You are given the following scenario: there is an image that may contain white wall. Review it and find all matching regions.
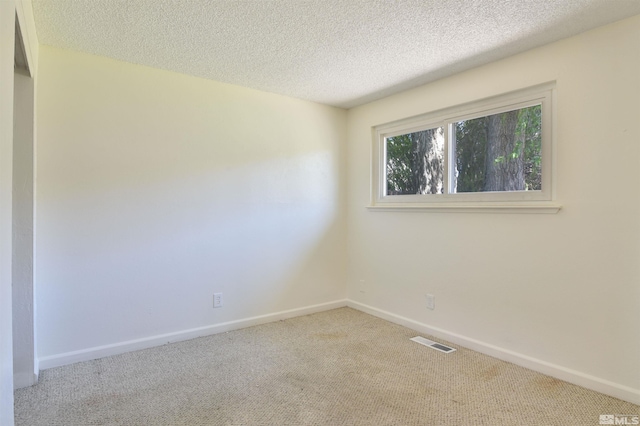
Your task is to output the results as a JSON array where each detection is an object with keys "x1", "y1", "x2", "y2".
[
  {"x1": 35, "y1": 46, "x2": 347, "y2": 364},
  {"x1": 13, "y1": 71, "x2": 36, "y2": 389},
  {"x1": 13, "y1": 2, "x2": 39, "y2": 391},
  {"x1": 347, "y1": 15, "x2": 640, "y2": 403},
  {"x1": 2, "y1": 1, "x2": 38, "y2": 423},
  {"x1": 0, "y1": 3, "x2": 17, "y2": 423}
]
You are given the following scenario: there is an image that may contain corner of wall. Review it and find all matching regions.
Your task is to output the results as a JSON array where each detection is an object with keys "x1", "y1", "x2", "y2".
[{"x1": 15, "y1": 0, "x2": 39, "y2": 76}]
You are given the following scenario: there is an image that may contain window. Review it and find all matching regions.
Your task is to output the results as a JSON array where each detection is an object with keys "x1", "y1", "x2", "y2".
[{"x1": 371, "y1": 83, "x2": 559, "y2": 212}]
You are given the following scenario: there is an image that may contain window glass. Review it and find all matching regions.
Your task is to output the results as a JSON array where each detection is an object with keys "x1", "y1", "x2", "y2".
[
  {"x1": 452, "y1": 104, "x2": 541, "y2": 193},
  {"x1": 386, "y1": 127, "x2": 444, "y2": 195}
]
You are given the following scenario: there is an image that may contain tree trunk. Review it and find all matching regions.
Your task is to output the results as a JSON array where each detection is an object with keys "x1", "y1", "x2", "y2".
[
  {"x1": 484, "y1": 111, "x2": 524, "y2": 191},
  {"x1": 411, "y1": 129, "x2": 443, "y2": 194}
]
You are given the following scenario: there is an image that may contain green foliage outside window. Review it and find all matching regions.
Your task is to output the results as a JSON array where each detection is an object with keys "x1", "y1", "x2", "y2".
[{"x1": 385, "y1": 105, "x2": 541, "y2": 195}]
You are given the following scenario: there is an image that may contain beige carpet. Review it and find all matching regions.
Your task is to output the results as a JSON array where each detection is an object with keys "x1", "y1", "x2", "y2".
[{"x1": 14, "y1": 308, "x2": 639, "y2": 425}]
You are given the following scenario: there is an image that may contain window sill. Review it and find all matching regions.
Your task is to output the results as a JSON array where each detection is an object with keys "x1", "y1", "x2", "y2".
[{"x1": 366, "y1": 203, "x2": 562, "y2": 214}]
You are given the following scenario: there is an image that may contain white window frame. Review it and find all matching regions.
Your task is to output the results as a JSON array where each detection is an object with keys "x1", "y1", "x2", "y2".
[{"x1": 370, "y1": 82, "x2": 560, "y2": 213}]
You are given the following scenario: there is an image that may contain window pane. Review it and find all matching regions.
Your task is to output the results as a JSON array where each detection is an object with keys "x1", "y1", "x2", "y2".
[
  {"x1": 386, "y1": 127, "x2": 444, "y2": 195},
  {"x1": 453, "y1": 104, "x2": 542, "y2": 193}
]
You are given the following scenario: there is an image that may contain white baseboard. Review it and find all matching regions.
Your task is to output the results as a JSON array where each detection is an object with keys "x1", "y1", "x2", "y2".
[
  {"x1": 38, "y1": 299, "x2": 348, "y2": 370},
  {"x1": 347, "y1": 300, "x2": 640, "y2": 406},
  {"x1": 13, "y1": 372, "x2": 38, "y2": 390},
  {"x1": 13, "y1": 358, "x2": 39, "y2": 389}
]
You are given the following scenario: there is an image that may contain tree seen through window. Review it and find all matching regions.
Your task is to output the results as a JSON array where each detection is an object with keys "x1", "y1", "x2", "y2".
[{"x1": 385, "y1": 105, "x2": 542, "y2": 195}]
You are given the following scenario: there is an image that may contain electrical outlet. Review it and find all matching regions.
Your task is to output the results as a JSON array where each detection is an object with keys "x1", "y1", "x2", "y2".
[
  {"x1": 359, "y1": 279, "x2": 366, "y2": 293},
  {"x1": 426, "y1": 294, "x2": 435, "y2": 310},
  {"x1": 213, "y1": 292, "x2": 223, "y2": 308}
]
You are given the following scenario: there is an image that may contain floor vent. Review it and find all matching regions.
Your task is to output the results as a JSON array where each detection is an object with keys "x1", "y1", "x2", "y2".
[{"x1": 410, "y1": 336, "x2": 456, "y2": 353}]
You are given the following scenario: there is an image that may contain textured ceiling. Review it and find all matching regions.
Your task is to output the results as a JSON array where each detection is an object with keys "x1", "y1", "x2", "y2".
[{"x1": 32, "y1": 0, "x2": 640, "y2": 108}]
